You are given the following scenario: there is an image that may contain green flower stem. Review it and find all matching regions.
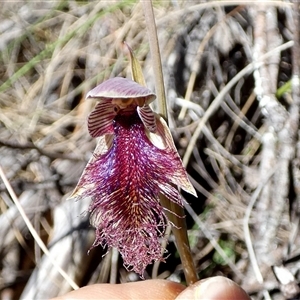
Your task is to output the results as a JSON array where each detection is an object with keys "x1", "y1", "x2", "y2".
[
  {"x1": 141, "y1": 0, "x2": 198, "y2": 285},
  {"x1": 141, "y1": 0, "x2": 167, "y2": 120},
  {"x1": 159, "y1": 197, "x2": 198, "y2": 285}
]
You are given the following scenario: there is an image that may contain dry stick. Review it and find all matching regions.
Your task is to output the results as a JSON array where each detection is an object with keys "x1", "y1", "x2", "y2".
[
  {"x1": 209, "y1": 81, "x2": 261, "y2": 141},
  {"x1": 157, "y1": 1, "x2": 291, "y2": 27},
  {"x1": 243, "y1": 169, "x2": 274, "y2": 300},
  {"x1": 251, "y1": 6, "x2": 281, "y2": 249},
  {"x1": 109, "y1": 247, "x2": 119, "y2": 284},
  {"x1": 0, "y1": 139, "x2": 82, "y2": 161},
  {"x1": 0, "y1": 165, "x2": 79, "y2": 291},
  {"x1": 141, "y1": 0, "x2": 198, "y2": 285},
  {"x1": 182, "y1": 40, "x2": 294, "y2": 167},
  {"x1": 176, "y1": 97, "x2": 251, "y2": 169},
  {"x1": 225, "y1": 91, "x2": 257, "y2": 150},
  {"x1": 290, "y1": 0, "x2": 300, "y2": 259},
  {"x1": 253, "y1": 4, "x2": 300, "y2": 285},
  {"x1": 292, "y1": 2, "x2": 300, "y2": 97},
  {"x1": 152, "y1": 224, "x2": 172, "y2": 278},
  {"x1": 184, "y1": 201, "x2": 245, "y2": 280},
  {"x1": 178, "y1": 5, "x2": 244, "y2": 120}
]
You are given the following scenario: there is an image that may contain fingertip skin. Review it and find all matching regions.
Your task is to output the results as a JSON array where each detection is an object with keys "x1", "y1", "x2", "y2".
[
  {"x1": 52, "y1": 279, "x2": 186, "y2": 300},
  {"x1": 51, "y1": 277, "x2": 250, "y2": 300},
  {"x1": 176, "y1": 276, "x2": 250, "y2": 300}
]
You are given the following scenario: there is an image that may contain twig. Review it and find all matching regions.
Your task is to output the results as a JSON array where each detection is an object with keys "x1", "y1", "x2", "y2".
[
  {"x1": 184, "y1": 200, "x2": 245, "y2": 280},
  {"x1": 182, "y1": 40, "x2": 294, "y2": 167},
  {"x1": 292, "y1": 1, "x2": 300, "y2": 94},
  {"x1": 178, "y1": 5, "x2": 244, "y2": 120},
  {"x1": 0, "y1": 139, "x2": 82, "y2": 161},
  {"x1": 243, "y1": 169, "x2": 274, "y2": 300},
  {"x1": 0, "y1": 165, "x2": 79, "y2": 291},
  {"x1": 110, "y1": 248, "x2": 119, "y2": 284},
  {"x1": 176, "y1": 97, "x2": 248, "y2": 169},
  {"x1": 0, "y1": 0, "x2": 134, "y2": 93},
  {"x1": 157, "y1": 1, "x2": 291, "y2": 27},
  {"x1": 152, "y1": 224, "x2": 172, "y2": 278}
]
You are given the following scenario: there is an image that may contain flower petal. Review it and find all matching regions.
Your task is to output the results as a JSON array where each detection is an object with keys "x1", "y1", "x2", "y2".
[
  {"x1": 124, "y1": 42, "x2": 147, "y2": 87},
  {"x1": 86, "y1": 77, "x2": 156, "y2": 105},
  {"x1": 137, "y1": 104, "x2": 156, "y2": 133},
  {"x1": 74, "y1": 112, "x2": 191, "y2": 275},
  {"x1": 87, "y1": 101, "x2": 116, "y2": 137},
  {"x1": 152, "y1": 115, "x2": 197, "y2": 197},
  {"x1": 69, "y1": 134, "x2": 114, "y2": 200},
  {"x1": 90, "y1": 209, "x2": 166, "y2": 276}
]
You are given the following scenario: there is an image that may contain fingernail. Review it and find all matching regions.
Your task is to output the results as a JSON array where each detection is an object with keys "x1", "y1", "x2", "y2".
[
  {"x1": 176, "y1": 276, "x2": 250, "y2": 300},
  {"x1": 196, "y1": 276, "x2": 229, "y2": 297}
]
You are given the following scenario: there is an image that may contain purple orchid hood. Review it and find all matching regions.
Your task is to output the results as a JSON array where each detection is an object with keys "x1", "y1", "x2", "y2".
[{"x1": 71, "y1": 77, "x2": 196, "y2": 276}]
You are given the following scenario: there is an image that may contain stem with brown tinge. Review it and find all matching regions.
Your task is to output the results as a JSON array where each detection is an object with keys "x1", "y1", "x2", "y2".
[{"x1": 141, "y1": 0, "x2": 198, "y2": 285}]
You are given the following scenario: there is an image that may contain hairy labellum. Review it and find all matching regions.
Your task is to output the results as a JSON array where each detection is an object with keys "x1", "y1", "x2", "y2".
[{"x1": 71, "y1": 77, "x2": 196, "y2": 276}]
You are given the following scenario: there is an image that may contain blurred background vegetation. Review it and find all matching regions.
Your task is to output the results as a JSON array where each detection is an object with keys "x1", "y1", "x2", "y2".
[{"x1": 0, "y1": 1, "x2": 299, "y2": 299}]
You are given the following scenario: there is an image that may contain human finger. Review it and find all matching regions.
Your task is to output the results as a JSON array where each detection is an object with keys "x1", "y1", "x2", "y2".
[
  {"x1": 176, "y1": 276, "x2": 250, "y2": 300},
  {"x1": 52, "y1": 279, "x2": 185, "y2": 300}
]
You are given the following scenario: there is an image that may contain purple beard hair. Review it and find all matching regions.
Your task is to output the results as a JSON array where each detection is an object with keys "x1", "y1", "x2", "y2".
[{"x1": 80, "y1": 111, "x2": 184, "y2": 275}]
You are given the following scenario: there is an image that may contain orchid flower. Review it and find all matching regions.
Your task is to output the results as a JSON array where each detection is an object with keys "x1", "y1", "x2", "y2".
[{"x1": 71, "y1": 49, "x2": 196, "y2": 276}]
